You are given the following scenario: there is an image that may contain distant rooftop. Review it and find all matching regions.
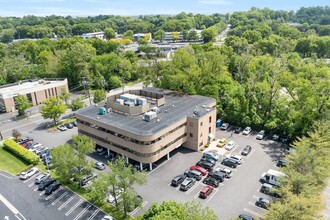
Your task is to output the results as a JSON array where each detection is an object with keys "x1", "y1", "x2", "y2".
[
  {"x1": 76, "y1": 87, "x2": 216, "y2": 136},
  {"x1": 0, "y1": 78, "x2": 67, "y2": 99}
]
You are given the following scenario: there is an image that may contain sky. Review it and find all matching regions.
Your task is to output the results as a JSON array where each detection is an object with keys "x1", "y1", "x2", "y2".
[{"x1": 0, "y1": 0, "x2": 328, "y2": 17}]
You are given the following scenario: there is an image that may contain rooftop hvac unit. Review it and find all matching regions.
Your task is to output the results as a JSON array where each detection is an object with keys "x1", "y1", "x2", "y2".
[
  {"x1": 144, "y1": 111, "x2": 157, "y2": 122},
  {"x1": 151, "y1": 107, "x2": 160, "y2": 113},
  {"x1": 137, "y1": 97, "x2": 147, "y2": 106},
  {"x1": 116, "y1": 99, "x2": 124, "y2": 105},
  {"x1": 99, "y1": 107, "x2": 106, "y2": 115}
]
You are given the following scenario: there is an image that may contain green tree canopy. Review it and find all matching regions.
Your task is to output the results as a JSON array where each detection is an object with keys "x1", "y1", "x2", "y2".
[
  {"x1": 15, "y1": 94, "x2": 31, "y2": 116},
  {"x1": 40, "y1": 97, "x2": 67, "y2": 125}
]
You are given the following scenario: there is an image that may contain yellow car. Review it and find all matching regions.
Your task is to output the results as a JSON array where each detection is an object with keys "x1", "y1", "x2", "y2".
[{"x1": 217, "y1": 138, "x2": 227, "y2": 147}]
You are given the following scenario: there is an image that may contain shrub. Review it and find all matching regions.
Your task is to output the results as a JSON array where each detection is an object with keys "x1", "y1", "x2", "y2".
[
  {"x1": 204, "y1": 143, "x2": 209, "y2": 148},
  {"x1": 3, "y1": 139, "x2": 39, "y2": 165}
]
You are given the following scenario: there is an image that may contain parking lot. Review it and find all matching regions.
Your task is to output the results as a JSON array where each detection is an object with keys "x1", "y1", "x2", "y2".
[
  {"x1": 0, "y1": 170, "x2": 107, "y2": 220},
  {"x1": 134, "y1": 125, "x2": 286, "y2": 219}
]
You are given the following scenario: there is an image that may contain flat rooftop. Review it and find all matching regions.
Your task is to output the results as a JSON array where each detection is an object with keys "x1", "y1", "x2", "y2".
[
  {"x1": 76, "y1": 88, "x2": 216, "y2": 136},
  {"x1": 0, "y1": 79, "x2": 67, "y2": 99}
]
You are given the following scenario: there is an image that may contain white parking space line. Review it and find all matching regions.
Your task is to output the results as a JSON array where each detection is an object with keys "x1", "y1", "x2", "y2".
[
  {"x1": 205, "y1": 188, "x2": 219, "y2": 204},
  {"x1": 129, "y1": 201, "x2": 148, "y2": 217},
  {"x1": 45, "y1": 187, "x2": 62, "y2": 201},
  {"x1": 253, "y1": 195, "x2": 260, "y2": 200},
  {"x1": 185, "y1": 182, "x2": 200, "y2": 195},
  {"x1": 246, "y1": 149, "x2": 256, "y2": 159},
  {"x1": 23, "y1": 178, "x2": 35, "y2": 184},
  {"x1": 58, "y1": 195, "x2": 76, "y2": 210},
  {"x1": 65, "y1": 199, "x2": 84, "y2": 216},
  {"x1": 39, "y1": 191, "x2": 45, "y2": 196},
  {"x1": 243, "y1": 208, "x2": 263, "y2": 218},
  {"x1": 33, "y1": 187, "x2": 38, "y2": 191},
  {"x1": 73, "y1": 203, "x2": 91, "y2": 220},
  {"x1": 28, "y1": 182, "x2": 35, "y2": 188},
  {"x1": 87, "y1": 209, "x2": 99, "y2": 220},
  {"x1": 194, "y1": 191, "x2": 200, "y2": 199}
]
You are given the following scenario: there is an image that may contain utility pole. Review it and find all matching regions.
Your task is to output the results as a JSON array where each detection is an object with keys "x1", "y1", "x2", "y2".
[{"x1": 82, "y1": 77, "x2": 92, "y2": 106}]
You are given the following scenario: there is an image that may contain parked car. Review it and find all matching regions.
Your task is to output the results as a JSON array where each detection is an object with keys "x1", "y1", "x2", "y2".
[
  {"x1": 199, "y1": 185, "x2": 213, "y2": 199},
  {"x1": 256, "y1": 130, "x2": 265, "y2": 140},
  {"x1": 203, "y1": 152, "x2": 219, "y2": 161},
  {"x1": 216, "y1": 167, "x2": 233, "y2": 178},
  {"x1": 101, "y1": 216, "x2": 115, "y2": 220},
  {"x1": 220, "y1": 123, "x2": 229, "y2": 130},
  {"x1": 234, "y1": 127, "x2": 243, "y2": 134},
  {"x1": 35, "y1": 173, "x2": 50, "y2": 184},
  {"x1": 96, "y1": 147, "x2": 105, "y2": 153},
  {"x1": 184, "y1": 169, "x2": 202, "y2": 181},
  {"x1": 200, "y1": 157, "x2": 216, "y2": 166},
  {"x1": 94, "y1": 162, "x2": 106, "y2": 170},
  {"x1": 38, "y1": 178, "x2": 56, "y2": 191},
  {"x1": 242, "y1": 127, "x2": 252, "y2": 135},
  {"x1": 255, "y1": 198, "x2": 270, "y2": 209},
  {"x1": 203, "y1": 176, "x2": 220, "y2": 187},
  {"x1": 107, "y1": 188, "x2": 123, "y2": 204},
  {"x1": 20, "y1": 167, "x2": 39, "y2": 180},
  {"x1": 241, "y1": 145, "x2": 252, "y2": 156},
  {"x1": 225, "y1": 141, "x2": 236, "y2": 151},
  {"x1": 38, "y1": 148, "x2": 50, "y2": 157},
  {"x1": 171, "y1": 175, "x2": 186, "y2": 187},
  {"x1": 71, "y1": 121, "x2": 78, "y2": 127},
  {"x1": 180, "y1": 178, "x2": 195, "y2": 191},
  {"x1": 238, "y1": 214, "x2": 255, "y2": 220},
  {"x1": 45, "y1": 181, "x2": 61, "y2": 195},
  {"x1": 18, "y1": 137, "x2": 33, "y2": 145},
  {"x1": 229, "y1": 154, "x2": 243, "y2": 165},
  {"x1": 81, "y1": 173, "x2": 98, "y2": 186},
  {"x1": 196, "y1": 160, "x2": 214, "y2": 171},
  {"x1": 28, "y1": 143, "x2": 43, "y2": 152},
  {"x1": 35, "y1": 146, "x2": 48, "y2": 156},
  {"x1": 221, "y1": 158, "x2": 237, "y2": 168},
  {"x1": 260, "y1": 183, "x2": 281, "y2": 198},
  {"x1": 206, "y1": 171, "x2": 225, "y2": 182},
  {"x1": 64, "y1": 123, "x2": 74, "y2": 129},
  {"x1": 190, "y1": 165, "x2": 208, "y2": 176},
  {"x1": 217, "y1": 138, "x2": 227, "y2": 147},
  {"x1": 57, "y1": 125, "x2": 67, "y2": 131},
  {"x1": 276, "y1": 158, "x2": 286, "y2": 167}
]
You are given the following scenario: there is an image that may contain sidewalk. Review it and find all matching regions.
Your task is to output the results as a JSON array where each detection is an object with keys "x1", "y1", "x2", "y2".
[
  {"x1": 202, "y1": 139, "x2": 229, "y2": 160},
  {"x1": 323, "y1": 179, "x2": 330, "y2": 219}
]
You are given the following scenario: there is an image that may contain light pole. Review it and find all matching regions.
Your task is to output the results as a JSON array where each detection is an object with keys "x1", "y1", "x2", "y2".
[{"x1": 82, "y1": 77, "x2": 92, "y2": 106}]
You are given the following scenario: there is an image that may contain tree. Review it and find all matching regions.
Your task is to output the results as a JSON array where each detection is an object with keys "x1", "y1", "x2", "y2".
[
  {"x1": 187, "y1": 30, "x2": 199, "y2": 41},
  {"x1": 104, "y1": 27, "x2": 116, "y2": 39},
  {"x1": 143, "y1": 200, "x2": 217, "y2": 220},
  {"x1": 93, "y1": 89, "x2": 106, "y2": 103},
  {"x1": 12, "y1": 129, "x2": 22, "y2": 141},
  {"x1": 123, "y1": 30, "x2": 134, "y2": 41},
  {"x1": 40, "y1": 97, "x2": 67, "y2": 126},
  {"x1": 59, "y1": 90, "x2": 71, "y2": 105},
  {"x1": 201, "y1": 29, "x2": 215, "y2": 43},
  {"x1": 0, "y1": 29, "x2": 15, "y2": 43},
  {"x1": 153, "y1": 29, "x2": 165, "y2": 41},
  {"x1": 69, "y1": 97, "x2": 85, "y2": 111},
  {"x1": 15, "y1": 94, "x2": 31, "y2": 116},
  {"x1": 52, "y1": 135, "x2": 95, "y2": 186}
]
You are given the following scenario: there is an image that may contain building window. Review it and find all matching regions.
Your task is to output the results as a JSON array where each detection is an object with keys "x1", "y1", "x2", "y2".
[
  {"x1": 200, "y1": 132, "x2": 203, "y2": 137},
  {"x1": 189, "y1": 122, "x2": 193, "y2": 127},
  {"x1": 199, "y1": 141, "x2": 203, "y2": 147},
  {"x1": 209, "y1": 127, "x2": 211, "y2": 133},
  {"x1": 200, "y1": 122, "x2": 203, "y2": 126},
  {"x1": 189, "y1": 133, "x2": 193, "y2": 137},
  {"x1": 209, "y1": 116, "x2": 212, "y2": 123}
]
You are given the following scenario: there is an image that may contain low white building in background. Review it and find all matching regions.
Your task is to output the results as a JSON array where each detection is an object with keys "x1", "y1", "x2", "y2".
[{"x1": 81, "y1": 32, "x2": 105, "y2": 40}]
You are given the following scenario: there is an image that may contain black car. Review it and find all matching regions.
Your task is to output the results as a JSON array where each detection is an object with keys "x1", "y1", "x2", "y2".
[
  {"x1": 203, "y1": 176, "x2": 220, "y2": 187},
  {"x1": 196, "y1": 161, "x2": 214, "y2": 171},
  {"x1": 201, "y1": 157, "x2": 216, "y2": 166},
  {"x1": 45, "y1": 182, "x2": 61, "y2": 195},
  {"x1": 277, "y1": 158, "x2": 286, "y2": 167},
  {"x1": 221, "y1": 158, "x2": 237, "y2": 168},
  {"x1": 207, "y1": 171, "x2": 225, "y2": 182},
  {"x1": 234, "y1": 127, "x2": 243, "y2": 134},
  {"x1": 171, "y1": 175, "x2": 186, "y2": 187},
  {"x1": 38, "y1": 178, "x2": 56, "y2": 191},
  {"x1": 241, "y1": 145, "x2": 252, "y2": 156},
  {"x1": 255, "y1": 198, "x2": 270, "y2": 209},
  {"x1": 70, "y1": 121, "x2": 77, "y2": 127}
]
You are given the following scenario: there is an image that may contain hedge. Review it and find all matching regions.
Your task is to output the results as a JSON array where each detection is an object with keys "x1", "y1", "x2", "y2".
[{"x1": 3, "y1": 139, "x2": 39, "y2": 165}]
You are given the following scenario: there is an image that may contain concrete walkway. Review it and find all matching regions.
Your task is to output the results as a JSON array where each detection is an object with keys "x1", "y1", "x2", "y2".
[{"x1": 323, "y1": 179, "x2": 330, "y2": 219}]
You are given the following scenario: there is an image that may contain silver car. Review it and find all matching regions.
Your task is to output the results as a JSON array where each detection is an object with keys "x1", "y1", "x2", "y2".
[{"x1": 94, "y1": 162, "x2": 106, "y2": 170}]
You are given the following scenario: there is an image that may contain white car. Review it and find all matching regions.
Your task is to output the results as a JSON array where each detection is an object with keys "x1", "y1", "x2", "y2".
[
  {"x1": 203, "y1": 152, "x2": 219, "y2": 161},
  {"x1": 216, "y1": 167, "x2": 233, "y2": 178},
  {"x1": 256, "y1": 130, "x2": 265, "y2": 140},
  {"x1": 20, "y1": 167, "x2": 39, "y2": 180},
  {"x1": 57, "y1": 125, "x2": 67, "y2": 131},
  {"x1": 242, "y1": 127, "x2": 252, "y2": 135},
  {"x1": 229, "y1": 154, "x2": 243, "y2": 165},
  {"x1": 101, "y1": 216, "x2": 114, "y2": 220},
  {"x1": 94, "y1": 162, "x2": 106, "y2": 170},
  {"x1": 220, "y1": 123, "x2": 230, "y2": 130},
  {"x1": 225, "y1": 141, "x2": 235, "y2": 150}
]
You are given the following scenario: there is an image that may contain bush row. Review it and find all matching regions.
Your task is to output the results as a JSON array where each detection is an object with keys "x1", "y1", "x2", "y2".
[{"x1": 3, "y1": 139, "x2": 39, "y2": 165}]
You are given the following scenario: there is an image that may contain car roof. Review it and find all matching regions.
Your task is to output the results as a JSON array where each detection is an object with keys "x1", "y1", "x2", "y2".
[
  {"x1": 228, "y1": 141, "x2": 235, "y2": 144},
  {"x1": 182, "y1": 178, "x2": 193, "y2": 184},
  {"x1": 260, "y1": 198, "x2": 270, "y2": 203},
  {"x1": 201, "y1": 186, "x2": 212, "y2": 192}
]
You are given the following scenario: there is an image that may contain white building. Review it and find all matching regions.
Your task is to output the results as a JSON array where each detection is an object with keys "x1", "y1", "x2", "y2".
[{"x1": 81, "y1": 32, "x2": 105, "y2": 40}]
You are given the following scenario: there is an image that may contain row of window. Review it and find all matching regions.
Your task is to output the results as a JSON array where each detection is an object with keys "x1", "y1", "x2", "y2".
[
  {"x1": 79, "y1": 130, "x2": 187, "y2": 157},
  {"x1": 77, "y1": 119, "x2": 187, "y2": 146}
]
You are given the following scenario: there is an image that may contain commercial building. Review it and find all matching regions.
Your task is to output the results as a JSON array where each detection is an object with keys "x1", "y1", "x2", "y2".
[
  {"x1": 0, "y1": 78, "x2": 68, "y2": 112},
  {"x1": 81, "y1": 32, "x2": 105, "y2": 40},
  {"x1": 75, "y1": 87, "x2": 216, "y2": 170}
]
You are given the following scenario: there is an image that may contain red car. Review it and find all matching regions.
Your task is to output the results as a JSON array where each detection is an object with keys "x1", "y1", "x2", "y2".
[
  {"x1": 199, "y1": 185, "x2": 213, "y2": 199},
  {"x1": 190, "y1": 165, "x2": 208, "y2": 176}
]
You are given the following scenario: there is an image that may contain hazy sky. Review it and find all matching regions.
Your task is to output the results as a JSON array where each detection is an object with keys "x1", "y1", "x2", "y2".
[{"x1": 0, "y1": 0, "x2": 328, "y2": 17}]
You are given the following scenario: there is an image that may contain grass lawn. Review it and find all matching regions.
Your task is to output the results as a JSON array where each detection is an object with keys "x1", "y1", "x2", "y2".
[{"x1": 0, "y1": 146, "x2": 32, "y2": 175}]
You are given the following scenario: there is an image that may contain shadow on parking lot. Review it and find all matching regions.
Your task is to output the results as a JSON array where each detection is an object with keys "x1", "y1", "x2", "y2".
[{"x1": 259, "y1": 140, "x2": 286, "y2": 162}]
